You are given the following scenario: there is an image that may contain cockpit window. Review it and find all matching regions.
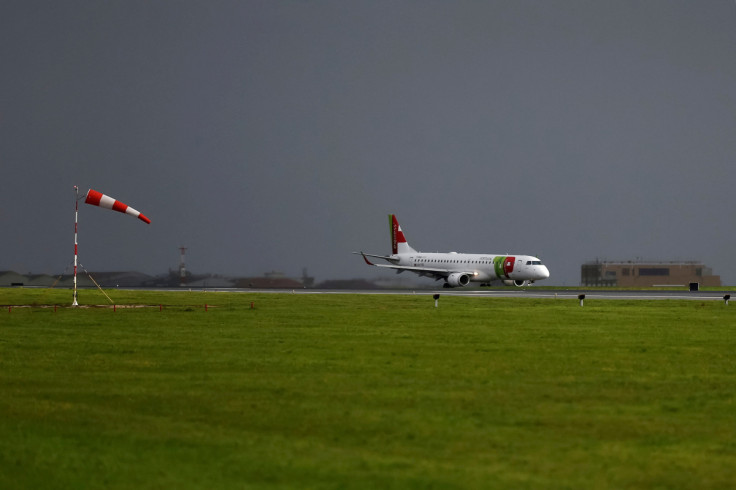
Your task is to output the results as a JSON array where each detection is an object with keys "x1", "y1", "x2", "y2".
[{"x1": 527, "y1": 260, "x2": 542, "y2": 265}]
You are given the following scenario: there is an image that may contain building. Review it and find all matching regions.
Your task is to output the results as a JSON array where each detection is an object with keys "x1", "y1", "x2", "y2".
[
  {"x1": 581, "y1": 260, "x2": 721, "y2": 287},
  {"x1": 0, "y1": 271, "x2": 28, "y2": 287}
]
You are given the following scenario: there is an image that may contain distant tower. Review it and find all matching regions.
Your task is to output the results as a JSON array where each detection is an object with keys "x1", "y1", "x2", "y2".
[
  {"x1": 301, "y1": 267, "x2": 314, "y2": 288},
  {"x1": 179, "y1": 247, "x2": 187, "y2": 286}
]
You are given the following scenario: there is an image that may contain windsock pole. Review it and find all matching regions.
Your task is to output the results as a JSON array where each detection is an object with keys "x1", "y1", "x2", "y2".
[{"x1": 72, "y1": 186, "x2": 79, "y2": 306}]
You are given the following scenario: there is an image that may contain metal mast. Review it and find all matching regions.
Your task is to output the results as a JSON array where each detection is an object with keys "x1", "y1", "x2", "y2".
[
  {"x1": 72, "y1": 186, "x2": 80, "y2": 306},
  {"x1": 179, "y1": 246, "x2": 187, "y2": 286}
]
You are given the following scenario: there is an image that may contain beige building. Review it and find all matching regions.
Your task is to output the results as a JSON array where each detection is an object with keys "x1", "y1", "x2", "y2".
[{"x1": 581, "y1": 260, "x2": 721, "y2": 287}]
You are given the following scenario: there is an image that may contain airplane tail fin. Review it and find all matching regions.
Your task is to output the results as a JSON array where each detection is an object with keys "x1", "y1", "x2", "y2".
[{"x1": 389, "y1": 214, "x2": 417, "y2": 255}]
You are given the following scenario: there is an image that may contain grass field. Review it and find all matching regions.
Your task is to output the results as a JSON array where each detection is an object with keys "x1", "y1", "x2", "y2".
[{"x1": 1, "y1": 288, "x2": 735, "y2": 489}]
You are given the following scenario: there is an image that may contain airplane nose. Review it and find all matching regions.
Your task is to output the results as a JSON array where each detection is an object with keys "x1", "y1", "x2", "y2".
[{"x1": 534, "y1": 265, "x2": 549, "y2": 280}]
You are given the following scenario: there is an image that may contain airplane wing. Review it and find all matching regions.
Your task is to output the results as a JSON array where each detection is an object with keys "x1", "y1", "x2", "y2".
[
  {"x1": 354, "y1": 252, "x2": 474, "y2": 281},
  {"x1": 356, "y1": 252, "x2": 395, "y2": 262}
]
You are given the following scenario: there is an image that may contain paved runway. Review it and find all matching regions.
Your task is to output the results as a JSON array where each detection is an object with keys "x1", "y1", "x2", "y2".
[
  {"x1": 422, "y1": 289, "x2": 733, "y2": 301},
  {"x1": 202, "y1": 287, "x2": 734, "y2": 301}
]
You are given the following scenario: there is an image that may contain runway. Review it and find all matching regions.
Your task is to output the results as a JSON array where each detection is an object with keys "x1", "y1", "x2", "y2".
[
  {"x1": 422, "y1": 289, "x2": 733, "y2": 301},
  {"x1": 199, "y1": 287, "x2": 734, "y2": 302}
]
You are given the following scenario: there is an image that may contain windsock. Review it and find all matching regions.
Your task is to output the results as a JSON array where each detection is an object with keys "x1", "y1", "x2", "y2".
[{"x1": 84, "y1": 189, "x2": 151, "y2": 224}]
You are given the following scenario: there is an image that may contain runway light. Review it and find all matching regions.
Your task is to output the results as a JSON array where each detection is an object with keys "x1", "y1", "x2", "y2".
[
  {"x1": 578, "y1": 294, "x2": 586, "y2": 307},
  {"x1": 433, "y1": 294, "x2": 440, "y2": 308},
  {"x1": 724, "y1": 294, "x2": 730, "y2": 306}
]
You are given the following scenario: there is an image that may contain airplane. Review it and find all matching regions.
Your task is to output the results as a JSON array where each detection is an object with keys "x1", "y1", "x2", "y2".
[{"x1": 355, "y1": 214, "x2": 550, "y2": 288}]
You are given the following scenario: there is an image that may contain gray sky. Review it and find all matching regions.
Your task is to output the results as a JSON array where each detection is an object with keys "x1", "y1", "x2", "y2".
[{"x1": 3, "y1": 1, "x2": 736, "y2": 286}]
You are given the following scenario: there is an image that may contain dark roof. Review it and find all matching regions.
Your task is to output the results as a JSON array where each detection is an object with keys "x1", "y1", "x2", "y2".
[{"x1": 233, "y1": 277, "x2": 305, "y2": 289}]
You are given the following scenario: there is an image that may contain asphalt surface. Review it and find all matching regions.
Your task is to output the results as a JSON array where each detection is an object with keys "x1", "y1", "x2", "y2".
[{"x1": 196, "y1": 288, "x2": 734, "y2": 301}]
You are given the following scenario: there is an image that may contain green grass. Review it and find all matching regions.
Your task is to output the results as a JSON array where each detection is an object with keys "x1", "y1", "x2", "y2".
[{"x1": 1, "y1": 288, "x2": 735, "y2": 489}]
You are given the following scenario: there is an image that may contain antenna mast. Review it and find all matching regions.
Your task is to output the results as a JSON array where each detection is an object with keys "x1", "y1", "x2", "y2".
[
  {"x1": 179, "y1": 246, "x2": 187, "y2": 286},
  {"x1": 72, "y1": 186, "x2": 80, "y2": 306}
]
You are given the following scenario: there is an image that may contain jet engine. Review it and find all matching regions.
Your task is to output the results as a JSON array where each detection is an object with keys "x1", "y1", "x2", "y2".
[
  {"x1": 503, "y1": 279, "x2": 528, "y2": 287},
  {"x1": 446, "y1": 273, "x2": 471, "y2": 287}
]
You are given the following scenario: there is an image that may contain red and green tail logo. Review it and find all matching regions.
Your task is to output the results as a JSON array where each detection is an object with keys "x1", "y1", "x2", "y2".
[{"x1": 389, "y1": 214, "x2": 407, "y2": 254}]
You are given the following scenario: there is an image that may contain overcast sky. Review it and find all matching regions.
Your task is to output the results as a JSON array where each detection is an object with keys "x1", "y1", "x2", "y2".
[{"x1": 3, "y1": 1, "x2": 736, "y2": 286}]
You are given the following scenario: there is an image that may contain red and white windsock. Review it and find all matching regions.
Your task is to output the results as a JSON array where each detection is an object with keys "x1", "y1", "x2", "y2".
[{"x1": 84, "y1": 189, "x2": 151, "y2": 224}]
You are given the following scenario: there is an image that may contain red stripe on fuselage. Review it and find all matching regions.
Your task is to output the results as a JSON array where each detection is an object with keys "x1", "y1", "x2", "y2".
[{"x1": 504, "y1": 256, "x2": 516, "y2": 276}]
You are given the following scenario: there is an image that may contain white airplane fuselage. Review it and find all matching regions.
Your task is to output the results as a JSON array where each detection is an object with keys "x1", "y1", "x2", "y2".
[
  {"x1": 357, "y1": 215, "x2": 550, "y2": 287},
  {"x1": 390, "y1": 252, "x2": 549, "y2": 284}
]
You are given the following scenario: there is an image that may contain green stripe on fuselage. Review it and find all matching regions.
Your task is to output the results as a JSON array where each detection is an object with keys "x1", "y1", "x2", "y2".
[{"x1": 493, "y1": 256, "x2": 507, "y2": 279}]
